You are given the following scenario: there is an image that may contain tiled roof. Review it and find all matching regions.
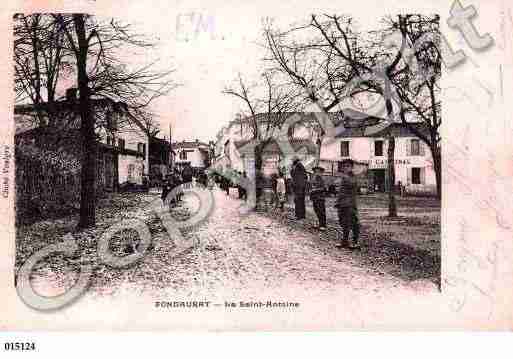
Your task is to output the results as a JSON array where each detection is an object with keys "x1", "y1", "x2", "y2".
[
  {"x1": 335, "y1": 121, "x2": 429, "y2": 138},
  {"x1": 229, "y1": 109, "x2": 386, "y2": 136},
  {"x1": 172, "y1": 140, "x2": 209, "y2": 149},
  {"x1": 233, "y1": 138, "x2": 318, "y2": 156},
  {"x1": 14, "y1": 99, "x2": 149, "y2": 135}
]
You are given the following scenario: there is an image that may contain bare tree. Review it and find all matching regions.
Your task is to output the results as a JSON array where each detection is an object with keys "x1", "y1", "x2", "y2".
[
  {"x1": 223, "y1": 71, "x2": 304, "y2": 172},
  {"x1": 385, "y1": 14, "x2": 442, "y2": 199},
  {"x1": 265, "y1": 14, "x2": 407, "y2": 217},
  {"x1": 14, "y1": 14, "x2": 71, "y2": 127},
  {"x1": 48, "y1": 14, "x2": 176, "y2": 228}
]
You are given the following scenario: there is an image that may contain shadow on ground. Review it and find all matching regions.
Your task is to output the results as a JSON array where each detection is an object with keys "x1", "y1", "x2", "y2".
[{"x1": 259, "y1": 206, "x2": 441, "y2": 287}]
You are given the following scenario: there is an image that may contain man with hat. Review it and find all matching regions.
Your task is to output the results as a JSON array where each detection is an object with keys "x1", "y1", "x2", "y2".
[
  {"x1": 310, "y1": 165, "x2": 327, "y2": 231},
  {"x1": 290, "y1": 156, "x2": 307, "y2": 220},
  {"x1": 336, "y1": 158, "x2": 360, "y2": 249}
]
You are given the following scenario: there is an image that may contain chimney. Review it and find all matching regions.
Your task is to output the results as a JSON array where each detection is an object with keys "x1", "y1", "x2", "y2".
[{"x1": 66, "y1": 88, "x2": 78, "y2": 101}]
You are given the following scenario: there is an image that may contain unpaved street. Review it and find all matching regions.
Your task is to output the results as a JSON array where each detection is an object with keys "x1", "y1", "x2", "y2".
[{"x1": 17, "y1": 186, "x2": 440, "y2": 303}]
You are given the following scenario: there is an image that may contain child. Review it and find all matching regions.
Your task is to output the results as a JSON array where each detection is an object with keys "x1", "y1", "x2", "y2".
[
  {"x1": 276, "y1": 172, "x2": 287, "y2": 212},
  {"x1": 336, "y1": 159, "x2": 360, "y2": 250}
]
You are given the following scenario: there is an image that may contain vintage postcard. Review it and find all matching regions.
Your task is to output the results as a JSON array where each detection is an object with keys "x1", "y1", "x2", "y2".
[{"x1": 0, "y1": 0, "x2": 512, "y2": 331}]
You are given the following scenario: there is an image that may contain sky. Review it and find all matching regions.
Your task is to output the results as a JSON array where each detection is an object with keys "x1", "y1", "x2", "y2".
[{"x1": 77, "y1": 0, "x2": 447, "y2": 144}]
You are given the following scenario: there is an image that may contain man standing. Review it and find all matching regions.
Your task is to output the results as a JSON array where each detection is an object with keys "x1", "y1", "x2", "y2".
[
  {"x1": 310, "y1": 166, "x2": 327, "y2": 231},
  {"x1": 290, "y1": 157, "x2": 307, "y2": 220},
  {"x1": 181, "y1": 163, "x2": 193, "y2": 187},
  {"x1": 336, "y1": 159, "x2": 360, "y2": 250},
  {"x1": 172, "y1": 169, "x2": 183, "y2": 203},
  {"x1": 161, "y1": 174, "x2": 175, "y2": 208},
  {"x1": 240, "y1": 171, "x2": 248, "y2": 201}
]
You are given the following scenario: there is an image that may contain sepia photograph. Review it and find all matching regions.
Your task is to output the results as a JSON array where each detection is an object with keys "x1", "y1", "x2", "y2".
[{"x1": 1, "y1": 0, "x2": 511, "y2": 333}]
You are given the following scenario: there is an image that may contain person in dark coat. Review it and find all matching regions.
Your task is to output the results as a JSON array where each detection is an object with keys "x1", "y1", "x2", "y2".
[
  {"x1": 172, "y1": 169, "x2": 183, "y2": 202},
  {"x1": 290, "y1": 157, "x2": 307, "y2": 220},
  {"x1": 161, "y1": 175, "x2": 174, "y2": 207},
  {"x1": 239, "y1": 171, "x2": 248, "y2": 201},
  {"x1": 222, "y1": 175, "x2": 231, "y2": 196},
  {"x1": 336, "y1": 159, "x2": 360, "y2": 250},
  {"x1": 236, "y1": 171, "x2": 244, "y2": 199},
  {"x1": 181, "y1": 163, "x2": 193, "y2": 186},
  {"x1": 198, "y1": 171, "x2": 208, "y2": 187},
  {"x1": 270, "y1": 172, "x2": 279, "y2": 206},
  {"x1": 310, "y1": 166, "x2": 327, "y2": 231},
  {"x1": 255, "y1": 170, "x2": 264, "y2": 208}
]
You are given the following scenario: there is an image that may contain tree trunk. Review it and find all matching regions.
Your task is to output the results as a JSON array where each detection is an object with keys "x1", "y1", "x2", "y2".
[
  {"x1": 254, "y1": 143, "x2": 263, "y2": 206},
  {"x1": 384, "y1": 80, "x2": 397, "y2": 218},
  {"x1": 74, "y1": 14, "x2": 96, "y2": 229},
  {"x1": 387, "y1": 135, "x2": 397, "y2": 217},
  {"x1": 431, "y1": 145, "x2": 442, "y2": 200},
  {"x1": 254, "y1": 143, "x2": 263, "y2": 172}
]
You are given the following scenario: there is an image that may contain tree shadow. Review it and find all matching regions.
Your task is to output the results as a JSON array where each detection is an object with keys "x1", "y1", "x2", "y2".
[{"x1": 261, "y1": 206, "x2": 441, "y2": 288}]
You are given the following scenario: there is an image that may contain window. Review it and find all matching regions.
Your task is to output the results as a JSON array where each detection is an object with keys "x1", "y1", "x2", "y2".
[
  {"x1": 411, "y1": 139, "x2": 420, "y2": 156},
  {"x1": 137, "y1": 143, "x2": 144, "y2": 154},
  {"x1": 106, "y1": 136, "x2": 112, "y2": 146},
  {"x1": 411, "y1": 167, "x2": 421, "y2": 184},
  {"x1": 340, "y1": 141, "x2": 350, "y2": 157},
  {"x1": 374, "y1": 140, "x2": 384, "y2": 156},
  {"x1": 118, "y1": 138, "x2": 125, "y2": 149},
  {"x1": 180, "y1": 150, "x2": 187, "y2": 160}
]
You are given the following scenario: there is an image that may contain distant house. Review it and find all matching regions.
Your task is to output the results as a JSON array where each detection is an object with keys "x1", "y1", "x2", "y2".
[
  {"x1": 211, "y1": 112, "x2": 330, "y2": 176},
  {"x1": 233, "y1": 138, "x2": 318, "y2": 177},
  {"x1": 172, "y1": 139, "x2": 210, "y2": 171},
  {"x1": 212, "y1": 110, "x2": 436, "y2": 194}
]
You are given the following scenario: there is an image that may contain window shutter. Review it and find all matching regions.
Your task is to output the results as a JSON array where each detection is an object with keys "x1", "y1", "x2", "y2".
[
  {"x1": 420, "y1": 142, "x2": 426, "y2": 156},
  {"x1": 407, "y1": 167, "x2": 412, "y2": 185},
  {"x1": 420, "y1": 167, "x2": 426, "y2": 184},
  {"x1": 406, "y1": 139, "x2": 411, "y2": 156}
]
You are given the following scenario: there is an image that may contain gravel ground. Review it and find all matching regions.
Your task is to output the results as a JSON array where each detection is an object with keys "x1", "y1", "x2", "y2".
[{"x1": 15, "y1": 186, "x2": 440, "y2": 302}]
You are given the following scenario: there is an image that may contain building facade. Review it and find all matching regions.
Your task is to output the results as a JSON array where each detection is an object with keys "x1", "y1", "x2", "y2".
[
  {"x1": 320, "y1": 122, "x2": 437, "y2": 194},
  {"x1": 14, "y1": 96, "x2": 150, "y2": 190},
  {"x1": 172, "y1": 140, "x2": 211, "y2": 171},
  {"x1": 211, "y1": 111, "x2": 437, "y2": 195},
  {"x1": 212, "y1": 112, "x2": 333, "y2": 177}
]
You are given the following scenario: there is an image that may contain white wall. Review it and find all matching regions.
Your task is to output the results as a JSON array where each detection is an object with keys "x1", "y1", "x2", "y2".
[
  {"x1": 100, "y1": 122, "x2": 149, "y2": 172},
  {"x1": 118, "y1": 154, "x2": 145, "y2": 185},
  {"x1": 320, "y1": 136, "x2": 371, "y2": 162},
  {"x1": 320, "y1": 136, "x2": 437, "y2": 192},
  {"x1": 175, "y1": 147, "x2": 208, "y2": 168}
]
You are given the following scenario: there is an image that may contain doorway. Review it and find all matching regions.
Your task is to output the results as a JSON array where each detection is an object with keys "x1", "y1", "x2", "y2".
[{"x1": 372, "y1": 169, "x2": 386, "y2": 192}]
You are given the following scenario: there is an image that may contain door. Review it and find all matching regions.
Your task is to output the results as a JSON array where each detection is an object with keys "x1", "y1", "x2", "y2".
[{"x1": 373, "y1": 169, "x2": 386, "y2": 192}]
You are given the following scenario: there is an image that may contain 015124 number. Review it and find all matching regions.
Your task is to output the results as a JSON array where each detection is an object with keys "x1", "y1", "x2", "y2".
[{"x1": 4, "y1": 342, "x2": 36, "y2": 351}]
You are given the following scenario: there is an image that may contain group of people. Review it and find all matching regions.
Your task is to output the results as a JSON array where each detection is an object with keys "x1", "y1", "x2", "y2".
[
  {"x1": 289, "y1": 157, "x2": 361, "y2": 250},
  {"x1": 162, "y1": 158, "x2": 361, "y2": 250},
  {"x1": 160, "y1": 164, "x2": 194, "y2": 206}
]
